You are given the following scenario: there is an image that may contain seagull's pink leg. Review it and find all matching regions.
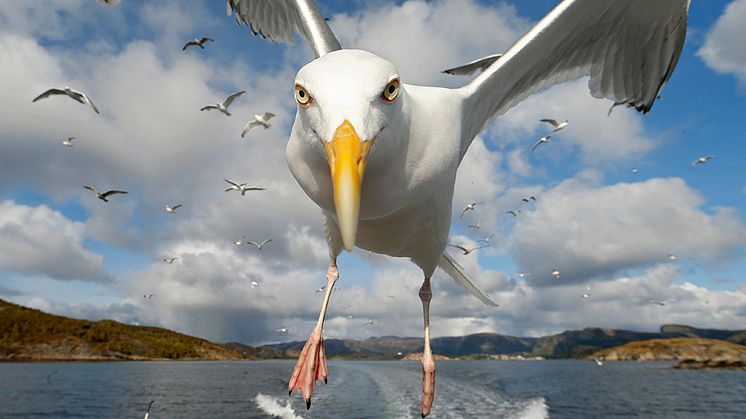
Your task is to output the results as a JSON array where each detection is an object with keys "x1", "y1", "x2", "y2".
[
  {"x1": 419, "y1": 277, "x2": 436, "y2": 418},
  {"x1": 288, "y1": 260, "x2": 338, "y2": 409}
]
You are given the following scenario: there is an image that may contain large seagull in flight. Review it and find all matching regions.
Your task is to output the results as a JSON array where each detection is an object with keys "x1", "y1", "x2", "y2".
[{"x1": 226, "y1": 0, "x2": 690, "y2": 416}]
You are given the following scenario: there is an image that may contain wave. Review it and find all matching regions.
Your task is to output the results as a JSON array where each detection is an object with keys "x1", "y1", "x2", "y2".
[
  {"x1": 513, "y1": 397, "x2": 549, "y2": 419},
  {"x1": 254, "y1": 393, "x2": 302, "y2": 419}
]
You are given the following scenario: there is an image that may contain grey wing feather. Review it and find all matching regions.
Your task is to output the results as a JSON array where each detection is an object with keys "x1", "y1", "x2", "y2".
[
  {"x1": 223, "y1": 90, "x2": 245, "y2": 107},
  {"x1": 227, "y1": 0, "x2": 341, "y2": 58},
  {"x1": 80, "y1": 93, "x2": 100, "y2": 114},
  {"x1": 461, "y1": 0, "x2": 690, "y2": 151},
  {"x1": 439, "y1": 253, "x2": 498, "y2": 306},
  {"x1": 442, "y1": 53, "x2": 503, "y2": 76},
  {"x1": 262, "y1": 112, "x2": 275, "y2": 120},
  {"x1": 32, "y1": 88, "x2": 65, "y2": 102},
  {"x1": 101, "y1": 190, "x2": 127, "y2": 198}
]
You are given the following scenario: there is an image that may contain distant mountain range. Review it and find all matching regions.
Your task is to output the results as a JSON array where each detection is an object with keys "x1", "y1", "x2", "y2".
[{"x1": 2, "y1": 298, "x2": 744, "y2": 362}]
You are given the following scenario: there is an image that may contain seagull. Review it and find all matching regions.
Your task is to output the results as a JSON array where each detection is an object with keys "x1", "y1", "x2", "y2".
[
  {"x1": 467, "y1": 220, "x2": 481, "y2": 230},
  {"x1": 83, "y1": 186, "x2": 127, "y2": 202},
  {"x1": 143, "y1": 400, "x2": 154, "y2": 419},
  {"x1": 478, "y1": 233, "x2": 495, "y2": 244},
  {"x1": 517, "y1": 272, "x2": 530, "y2": 279},
  {"x1": 667, "y1": 254, "x2": 677, "y2": 261},
  {"x1": 234, "y1": 236, "x2": 246, "y2": 246},
  {"x1": 200, "y1": 91, "x2": 245, "y2": 116},
  {"x1": 540, "y1": 119, "x2": 569, "y2": 132},
  {"x1": 690, "y1": 155, "x2": 715, "y2": 167},
  {"x1": 447, "y1": 243, "x2": 489, "y2": 256},
  {"x1": 362, "y1": 320, "x2": 375, "y2": 327},
  {"x1": 531, "y1": 135, "x2": 552, "y2": 152},
  {"x1": 62, "y1": 137, "x2": 75, "y2": 147},
  {"x1": 632, "y1": 168, "x2": 639, "y2": 174},
  {"x1": 227, "y1": 0, "x2": 690, "y2": 415},
  {"x1": 315, "y1": 286, "x2": 326, "y2": 293},
  {"x1": 593, "y1": 357, "x2": 603, "y2": 366},
  {"x1": 521, "y1": 196, "x2": 536, "y2": 204},
  {"x1": 275, "y1": 327, "x2": 289, "y2": 333},
  {"x1": 247, "y1": 239, "x2": 272, "y2": 250},
  {"x1": 552, "y1": 269, "x2": 561, "y2": 279},
  {"x1": 162, "y1": 257, "x2": 178, "y2": 264},
  {"x1": 251, "y1": 281, "x2": 260, "y2": 288},
  {"x1": 441, "y1": 53, "x2": 503, "y2": 76},
  {"x1": 32, "y1": 86, "x2": 100, "y2": 114},
  {"x1": 241, "y1": 112, "x2": 276, "y2": 137},
  {"x1": 506, "y1": 210, "x2": 520, "y2": 217},
  {"x1": 97, "y1": 0, "x2": 121, "y2": 5},
  {"x1": 581, "y1": 287, "x2": 591, "y2": 299},
  {"x1": 165, "y1": 204, "x2": 182, "y2": 213},
  {"x1": 224, "y1": 178, "x2": 266, "y2": 195},
  {"x1": 183, "y1": 37, "x2": 214, "y2": 51},
  {"x1": 143, "y1": 294, "x2": 155, "y2": 299},
  {"x1": 651, "y1": 299, "x2": 667, "y2": 306},
  {"x1": 459, "y1": 202, "x2": 481, "y2": 218}
]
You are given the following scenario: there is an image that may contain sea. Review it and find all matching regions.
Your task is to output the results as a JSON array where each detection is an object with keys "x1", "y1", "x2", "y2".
[{"x1": 0, "y1": 360, "x2": 744, "y2": 418}]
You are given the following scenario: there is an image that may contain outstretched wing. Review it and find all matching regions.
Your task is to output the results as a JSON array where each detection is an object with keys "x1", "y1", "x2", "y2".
[
  {"x1": 101, "y1": 190, "x2": 128, "y2": 198},
  {"x1": 262, "y1": 112, "x2": 275, "y2": 120},
  {"x1": 459, "y1": 0, "x2": 690, "y2": 152},
  {"x1": 77, "y1": 91, "x2": 100, "y2": 114},
  {"x1": 442, "y1": 53, "x2": 503, "y2": 76},
  {"x1": 227, "y1": 0, "x2": 341, "y2": 58},
  {"x1": 32, "y1": 88, "x2": 65, "y2": 102},
  {"x1": 223, "y1": 90, "x2": 246, "y2": 107}
]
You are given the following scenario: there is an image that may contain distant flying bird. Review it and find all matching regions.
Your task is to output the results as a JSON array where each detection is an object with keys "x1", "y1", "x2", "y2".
[
  {"x1": 518, "y1": 272, "x2": 530, "y2": 279},
  {"x1": 62, "y1": 137, "x2": 75, "y2": 147},
  {"x1": 83, "y1": 186, "x2": 127, "y2": 202},
  {"x1": 521, "y1": 196, "x2": 537, "y2": 204},
  {"x1": 165, "y1": 204, "x2": 182, "y2": 213},
  {"x1": 632, "y1": 168, "x2": 639, "y2": 174},
  {"x1": 593, "y1": 358, "x2": 603, "y2": 366},
  {"x1": 467, "y1": 220, "x2": 481, "y2": 230},
  {"x1": 224, "y1": 178, "x2": 266, "y2": 195},
  {"x1": 33, "y1": 86, "x2": 100, "y2": 114},
  {"x1": 551, "y1": 269, "x2": 561, "y2": 279},
  {"x1": 275, "y1": 327, "x2": 289, "y2": 333},
  {"x1": 362, "y1": 320, "x2": 375, "y2": 327},
  {"x1": 441, "y1": 53, "x2": 503, "y2": 76},
  {"x1": 506, "y1": 210, "x2": 519, "y2": 217},
  {"x1": 581, "y1": 287, "x2": 591, "y2": 299},
  {"x1": 241, "y1": 112, "x2": 276, "y2": 137},
  {"x1": 540, "y1": 119, "x2": 569, "y2": 132},
  {"x1": 183, "y1": 37, "x2": 214, "y2": 50},
  {"x1": 447, "y1": 243, "x2": 488, "y2": 256},
  {"x1": 225, "y1": 0, "x2": 692, "y2": 415},
  {"x1": 162, "y1": 257, "x2": 178, "y2": 264},
  {"x1": 143, "y1": 400, "x2": 154, "y2": 419},
  {"x1": 531, "y1": 135, "x2": 552, "y2": 152},
  {"x1": 690, "y1": 155, "x2": 715, "y2": 167},
  {"x1": 200, "y1": 91, "x2": 245, "y2": 116},
  {"x1": 97, "y1": 0, "x2": 121, "y2": 5},
  {"x1": 247, "y1": 239, "x2": 272, "y2": 250},
  {"x1": 251, "y1": 281, "x2": 260, "y2": 288},
  {"x1": 667, "y1": 254, "x2": 677, "y2": 261},
  {"x1": 315, "y1": 286, "x2": 326, "y2": 293},
  {"x1": 478, "y1": 233, "x2": 495, "y2": 244},
  {"x1": 234, "y1": 236, "x2": 245, "y2": 246},
  {"x1": 459, "y1": 202, "x2": 481, "y2": 218},
  {"x1": 143, "y1": 294, "x2": 155, "y2": 299},
  {"x1": 651, "y1": 299, "x2": 667, "y2": 306}
]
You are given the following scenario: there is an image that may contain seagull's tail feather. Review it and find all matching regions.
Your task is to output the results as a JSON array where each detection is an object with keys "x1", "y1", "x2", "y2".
[{"x1": 438, "y1": 253, "x2": 498, "y2": 306}]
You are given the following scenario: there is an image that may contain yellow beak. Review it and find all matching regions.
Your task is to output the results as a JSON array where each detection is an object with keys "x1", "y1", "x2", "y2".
[{"x1": 323, "y1": 120, "x2": 374, "y2": 251}]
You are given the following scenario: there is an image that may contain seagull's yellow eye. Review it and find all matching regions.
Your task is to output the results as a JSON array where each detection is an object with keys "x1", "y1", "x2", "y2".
[
  {"x1": 294, "y1": 84, "x2": 312, "y2": 106},
  {"x1": 381, "y1": 79, "x2": 400, "y2": 102}
]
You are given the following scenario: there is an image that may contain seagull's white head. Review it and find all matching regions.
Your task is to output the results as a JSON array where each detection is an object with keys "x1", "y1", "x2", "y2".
[{"x1": 288, "y1": 49, "x2": 407, "y2": 251}]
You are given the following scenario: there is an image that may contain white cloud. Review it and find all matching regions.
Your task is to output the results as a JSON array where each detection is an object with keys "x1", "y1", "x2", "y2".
[
  {"x1": 0, "y1": 201, "x2": 107, "y2": 281},
  {"x1": 509, "y1": 177, "x2": 746, "y2": 285},
  {"x1": 698, "y1": 0, "x2": 746, "y2": 90}
]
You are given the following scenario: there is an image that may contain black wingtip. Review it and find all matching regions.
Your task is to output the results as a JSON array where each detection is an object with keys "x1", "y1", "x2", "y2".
[{"x1": 305, "y1": 398, "x2": 311, "y2": 410}]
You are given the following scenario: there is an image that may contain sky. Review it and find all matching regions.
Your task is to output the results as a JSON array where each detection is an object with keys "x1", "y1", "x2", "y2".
[{"x1": 1, "y1": 0, "x2": 745, "y2": 346}]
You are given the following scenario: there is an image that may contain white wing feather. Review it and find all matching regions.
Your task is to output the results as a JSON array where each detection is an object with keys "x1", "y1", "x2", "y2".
[
  {"x1": 460, "y1": 0, "x2": 690, "y2": 149},
  {"x1": 227, "y1": 0, "x2": 341, "y2": 58},
  {"x1": 439, "y1": 253, "x2": 498, "y2": 306}
]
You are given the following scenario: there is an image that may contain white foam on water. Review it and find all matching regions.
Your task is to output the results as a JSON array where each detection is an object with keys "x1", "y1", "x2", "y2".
[
  {"x1": 254, "y1": 393, "x2": 303, "y2": 419},
  {"x1": 512, "y1": 397, "x2": 549, "y2": 419}
]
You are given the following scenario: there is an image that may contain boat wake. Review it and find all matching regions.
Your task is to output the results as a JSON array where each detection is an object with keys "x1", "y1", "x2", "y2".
[{"x1": 254, "y1": 393, "x2": 302, "y2": 419}]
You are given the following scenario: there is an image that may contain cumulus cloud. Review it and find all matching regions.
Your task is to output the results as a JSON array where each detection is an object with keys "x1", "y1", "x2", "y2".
[
  {"x1": 0, "y1": 201, "x2": 107, "y2": 281},
  {"x1": 509, "y1": 177, "x2": 746, "y2": 286},
  {"x1": 698, "y1": 0, "x2": 746, "y2": 90}
]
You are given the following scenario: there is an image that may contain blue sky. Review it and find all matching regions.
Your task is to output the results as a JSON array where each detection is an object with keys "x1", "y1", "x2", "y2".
[{"x1": 1, "y1": 0, "x2": 745, "y2": 345}]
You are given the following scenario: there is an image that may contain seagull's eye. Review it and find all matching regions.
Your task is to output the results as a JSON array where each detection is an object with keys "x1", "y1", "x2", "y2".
[
  {"x1": 294, "y1": 84, "x2": 312, "y2": 106},
  {"x1": 381, "y1": 79, "x2": 400, "y2": 102}
]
